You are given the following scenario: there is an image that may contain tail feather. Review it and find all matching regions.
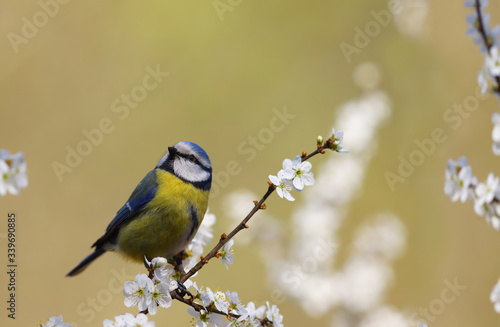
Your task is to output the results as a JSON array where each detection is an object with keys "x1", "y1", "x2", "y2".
[{"x1": 66, "y1": 247, "x2": 106, "y2": 277}]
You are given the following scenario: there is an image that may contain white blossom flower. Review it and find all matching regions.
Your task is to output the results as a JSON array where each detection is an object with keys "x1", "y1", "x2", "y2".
[
  {"x1": 199, "y1": 287, "x2": 215, "y2": 307},
  {"x1": 266, "y1": 302, "x2": 284, "y2": 327},
  {"x1": 269, "y1": 170, "x2": 295, "y2": 201},
  {"x1": 148, "y1": 279, "x2": 177, "y2": 315},
  {"x1": 151, "y1": 257, "x2": 168, "y2": 269},
  {"x1": 194, "y1": 209, "x2": 216, "y2": 246},
  {"x1": 474, "y1": 173, "x2": 500, "y2": 223},
  {"x1": 0, "y1": 160, "x2": 14, "y2": 196},
  {"x1": 188, "y1": 307, "x2": 224, "y2": 327},
  {"x1": 219, "y1": 239, "x2": 234, "y2": 269},
  {"x1": 491, "y1": 205, "x2": 500, "y2": 230},
  {"x1": 40, "y1": 315, "x2": 72, "y2": 327},
  {"x1": 474, "y1": 198, "x2": 495, "y2": 218},
  {"x1": 152, "y1": 260, "x2": 177, "y2": 284},
  {"x1": 193, "y1": 286, "x2": 229, "y2": 314},
  {"x1": 103, "y1": 313, "x2": 155, "y2": 327},
  {"x1": 236, "y1": 301, "x2": 266, "y2": 326},
  {"x1": 475, "y1": 172, "x2": 499, "y2": 204},
  {"x1": 213, "y1": 291, "x2": 230, "y2": 314},
  {"x1": 491, "y1": 277, "x2": 500, "y2": 313},
  {"x1": 478, "y1": 66, "x2": 489, "y2": 95},
  {"x1": 123, "y1": 274, "x2": 154, "y2": 311},
  {"x1": 444, "y1": 157, "x2": 475, "y2": 202},
  {"x1": 225, "y1": 291, "x2": 247, "y2": 317},
  {"x1": 331, "y1": 128, "x2": 349, "y2": 153},
  {"x1": 282, "y1": 155, "x2": 315, "y2": 190},
  {"x1": 486, "y1": 47, "x2": 500, "y2": 76},
  {"x1": 0, "y1": 150, "x2": 28, "y2": 196},
  {"x1": 144, "y1": 256, "x2": 174, "y2": 282},
  {"x1": 492, "y1": 113, "x2": 500, "y2": 155}
]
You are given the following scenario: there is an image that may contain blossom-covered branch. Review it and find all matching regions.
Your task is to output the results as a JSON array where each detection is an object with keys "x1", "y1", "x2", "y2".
[
  {"x1": 180, "y1": 128, "x2": 348, "y2": 284},
  {"x1": 443, "y1": 0, "x2": 500, "y2": 316},
  {"x1": 466, "y1": 0, "x2": 500, "y2": 96},
  {"x1": 445, "y1": 156, "x2": 500, "y2": 229}
]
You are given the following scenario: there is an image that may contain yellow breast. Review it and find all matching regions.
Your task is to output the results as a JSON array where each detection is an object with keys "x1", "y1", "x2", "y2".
[{"x1": 116, "y1": 169, "x2": 209, "y2": 262}]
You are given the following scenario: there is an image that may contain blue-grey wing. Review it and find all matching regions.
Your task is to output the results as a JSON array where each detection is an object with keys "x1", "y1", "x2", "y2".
[{"x1": 92, "y1": 169, "x2": 158, "y2": 249}]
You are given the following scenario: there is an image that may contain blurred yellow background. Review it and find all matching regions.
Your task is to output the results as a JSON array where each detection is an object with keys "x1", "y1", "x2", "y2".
[{"x1": 1, "y1": 0, "x2": 500, "y2": 326}]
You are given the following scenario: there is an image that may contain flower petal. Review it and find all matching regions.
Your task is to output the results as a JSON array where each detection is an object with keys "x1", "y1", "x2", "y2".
[
  {"x1": 282, "y1": 158, "x2": 293, "y2": 170},
  {"x1": 293, "y1": 177, "x2": 304, "y2": 190}
]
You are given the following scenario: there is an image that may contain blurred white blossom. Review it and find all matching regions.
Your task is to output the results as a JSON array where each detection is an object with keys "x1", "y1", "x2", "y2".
[
  {"x1": 444, "y1": 157, "x2": 475, "y2": 203},
  {"x1": 183, "y1": 209, "x2": 216, "y2": 270},
  {"x1": 394, "y1": 0, "x2": 429, "y2": 38},
  {"x1": 352, "y1": 62, "x2": 381, "y2": 90},
  {"x1": 103, "y1": 313, "x2": 154, "y2": 327},
  {"x1": 222, "y1": 190, "x2": 284, "y2": 247},
  {"x1": 492, "y1": 113, "x2": 500, "y2": 155},
  {"x1": 478, "y1": 63, "x2": 490, "y2": 94},
  {"x1": 352, "y1": 214, "x2": 406, "y2": 261},
  {"x1": 490, "y1": 277, "x2": 500, "y2": 313},
  {"x1": 251, "y1": 82, "x2": 404, "y2": 325},
  {"x1": 486, "y1": 47, "x2": 500, "y2": 76},
  {"x1": 444, "y1": 157, "x2": 500, "y2": 231},
  {"x1": 358, "y1": 306, "x2": 410, "y2": 327},
  {"x1": 39, "y1": 315, "x2": 72, "y2": 327},
  {"x1": 474, "y1": 172, "x2": 499, "y2": 215},
  {"x1": 0, "y1": 150, "x2": 27, "y2": 196}
]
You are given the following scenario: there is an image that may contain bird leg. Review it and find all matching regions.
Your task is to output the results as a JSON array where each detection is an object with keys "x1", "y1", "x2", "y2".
[{"x1": 171, "y1": 251, "x2": 194, "y2": 299}]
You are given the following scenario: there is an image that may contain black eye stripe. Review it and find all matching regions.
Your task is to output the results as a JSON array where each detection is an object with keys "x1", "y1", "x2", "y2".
[{"x1": 177, "y1": 153, "x2": 199, "y2": 164}]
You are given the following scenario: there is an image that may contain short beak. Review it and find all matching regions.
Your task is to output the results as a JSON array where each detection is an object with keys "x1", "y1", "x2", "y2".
[{"x1": 168, "y1": 146, "x2": 177, "y2": 156}]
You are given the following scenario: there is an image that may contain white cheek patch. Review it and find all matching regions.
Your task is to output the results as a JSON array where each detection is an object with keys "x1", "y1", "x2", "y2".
[{"x1": 173, "y1": 158, "x2": 210, "y2": 182}]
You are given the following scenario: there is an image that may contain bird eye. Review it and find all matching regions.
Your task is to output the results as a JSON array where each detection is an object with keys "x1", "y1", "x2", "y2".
[{"x1": 188, "y1": 155, "x2": 197, "y2": 163}]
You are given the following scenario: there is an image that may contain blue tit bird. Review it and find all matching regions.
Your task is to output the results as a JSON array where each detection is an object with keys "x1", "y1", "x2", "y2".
[{"x1": 67, "y1": 141, "x2": 212, "y2": 277}]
